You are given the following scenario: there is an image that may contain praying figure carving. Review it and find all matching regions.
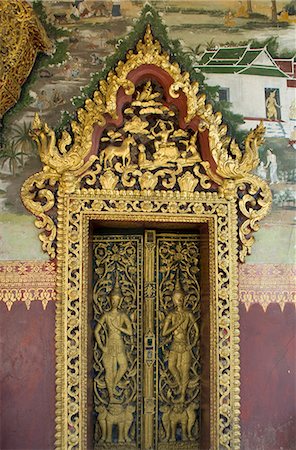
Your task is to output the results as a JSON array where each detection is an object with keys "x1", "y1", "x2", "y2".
[
  {"x1": 162, "y1": 273, "x2": 199, "y2": 403},
  {"x1": 94, "y1": 274, "x2": 132, "y2": 402}
]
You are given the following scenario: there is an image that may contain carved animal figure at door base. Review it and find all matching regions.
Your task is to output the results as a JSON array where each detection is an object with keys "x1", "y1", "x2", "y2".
[
  {"x1": 96, "y1": 403, "x2": 135, "y2": 445},
  {"x1": 160, "y1": 402, "x2": 198, "y2": 443}
]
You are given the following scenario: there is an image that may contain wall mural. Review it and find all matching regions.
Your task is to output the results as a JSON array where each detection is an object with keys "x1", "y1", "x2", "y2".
[{"x1": 0, "y1": 0, "x2": 295, "y2": 263}]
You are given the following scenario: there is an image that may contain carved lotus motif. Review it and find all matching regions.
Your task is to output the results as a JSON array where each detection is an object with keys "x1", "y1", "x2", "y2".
[
  {"x1": 139, "y1": 171, "x2": 158, "y2": 190},
  {"x1": 100, "y1": 171, "x2": 119, "y2": 190},
  {"x1": 178, "y1": 172, "x2": 199, "y2": 192}
]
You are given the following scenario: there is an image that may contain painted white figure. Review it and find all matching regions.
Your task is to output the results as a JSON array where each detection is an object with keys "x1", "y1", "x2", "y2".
[
  {"x1": 257, "y1": 161, "x2": 267, "y2": 180},
  {"x1": 265, "y1": 149, "x2": 279, "y2": 184},
  {"x1": 289, "y1": 99, "x2": 296, "y2": 120}
]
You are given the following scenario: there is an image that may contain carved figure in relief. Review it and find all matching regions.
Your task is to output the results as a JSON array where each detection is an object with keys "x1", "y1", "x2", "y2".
[
  {"x1": 97, "y1": 406, "x2": 108, "y2": 441},
  {"x1": 160, "y1": 402, "x2": 198, "y2": 442},
  {"x1": 94, "y1": 276, "x2": 132, "y2": 402},
  {"x1": 162, "y1": 276, "x2": 199, "y2": 402},
  {"x1": 136, "y1": 81, "x2": 160, "y2": 104},
  {"x1": 180, "y1": 131, "x2": 201, "y2": 161},
  {"x1": 138, "y1": 144, "x2": 149, "y2": 168},
  {"x1": 151, "y1": 120, "x2": 174, "y2": 148},
  {"x1": 150, "y1": 120, "x2": 180, "y2": 163},
  {"x1": 99, "y1": 134, "x2": 135, "y2": 168},
  {"x1": 97, "y1": 404, "x2": 135, "y2": 443}
]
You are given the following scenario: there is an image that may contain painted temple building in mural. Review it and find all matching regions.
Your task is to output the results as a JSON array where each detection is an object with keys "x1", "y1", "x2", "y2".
[{"x1": 195, "y1": 45, "x2": 296, "y2": 138}]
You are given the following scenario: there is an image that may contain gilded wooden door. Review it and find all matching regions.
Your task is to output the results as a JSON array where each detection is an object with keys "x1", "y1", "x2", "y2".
[{"x1": 93, "y1": 231, "x2": 200, "y2": 450}]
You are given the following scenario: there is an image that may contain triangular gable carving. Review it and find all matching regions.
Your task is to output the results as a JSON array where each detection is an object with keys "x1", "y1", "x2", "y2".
[{"x1": 21, "y1": 25, "x2": 271, "y2": 262}]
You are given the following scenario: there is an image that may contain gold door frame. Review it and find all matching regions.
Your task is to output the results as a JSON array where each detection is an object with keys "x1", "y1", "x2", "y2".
[{"x1": 55, "y1": 189, "x2": 239, "y2": 449}]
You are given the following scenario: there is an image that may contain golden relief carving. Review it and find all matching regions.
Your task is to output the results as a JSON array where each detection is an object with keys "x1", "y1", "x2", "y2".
[
  {"x1": 93, "y1": 232, "x2": 201, "y2": 449},
  {"x1": 157, "y1": 237, "x2": 200, "y2": 447},
  {"x1": 52, "y1": 189, "x2": 239, "y2": 449},
  {"x1": 93, "y1": 236, "x2": 142, "y2": 448},
  {"x1": 92, "y1": 79, "x2": 207, "y2": 199},
  {"x1": 210, "y1": 120, "x2": 272, "y2": 261},
  {"x1": 0, "y1": 0, "x2": 52, "y2": 118},
  {"x1": 98, "y1": 79, "x2": 202, "y2": 173},
  {"x1": 21, "y1": 24, "x2": 271, "y2": 262}
]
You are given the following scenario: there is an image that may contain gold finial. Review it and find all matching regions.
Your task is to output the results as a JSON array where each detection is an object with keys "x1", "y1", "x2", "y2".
[
  {"x1": 32, "y1": 112, "x2": 42, "y2": 130},
  {"x1": 144, "y1": 24, "x2": 153, "y2": 44},
  {"x1": 173, "y1": 270, "x2": 184, "y2": 295}
]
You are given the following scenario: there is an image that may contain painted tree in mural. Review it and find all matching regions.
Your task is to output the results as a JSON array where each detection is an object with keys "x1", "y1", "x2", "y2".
[
  {"x1": 11, "y1": 122, "x2": 37, "y2": 164},
  {"x1": 271, "y1": 0, "x2": 278, "y2": 22},
  {"x1": 1, "y1": 141, "x2": 24, "y2": 176},
  {"x1": 247, "y1": 0, "x2": 253, "y2": 14}
]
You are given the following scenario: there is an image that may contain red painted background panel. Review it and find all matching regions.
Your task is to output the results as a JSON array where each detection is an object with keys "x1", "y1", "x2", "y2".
[
  {"x1": 0, "y1": 302, "x2": 55, "y2": 450},
  {"x1": 240, "y1": 303, "x2": 296, "y2": 450},
  {"x1": 1, "y1": 301, "x2": 295, "y2": 449}
]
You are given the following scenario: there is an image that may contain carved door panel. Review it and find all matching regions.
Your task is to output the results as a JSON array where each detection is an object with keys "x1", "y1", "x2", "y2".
[{"x1": 93, "y1": 231, "x2": 200, "y2": 450}]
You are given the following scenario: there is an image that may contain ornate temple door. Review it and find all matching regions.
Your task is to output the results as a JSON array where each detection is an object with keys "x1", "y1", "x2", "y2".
[{"x1": 92, "y1": 230, "x2": 200, "y2": 450}]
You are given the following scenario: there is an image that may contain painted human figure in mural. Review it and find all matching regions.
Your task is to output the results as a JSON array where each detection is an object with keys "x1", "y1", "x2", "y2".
[
  {"x1": 265, "y1": 148, "x2": 279, "y2": 184},
  {"x1": 257, "y1": 161, "x2": 267, "y2": 180},
  {"x1": 162, "y1": 275, "x2": 199, "y2": 402},
  {"x1": 289, "y1": 99, "x2": 296, "y2": 120},
  {"x1": 94, "y1": 275, "x2": 132, "y2": 402},
  {"x1": 266, "y1": 90, "x2": 281, "y2": 120},
  {"x1": 235, "y1": 1, "x2": 249, "y2": 17},
  {"x1": 71, "y1": 57, "x2": 81, "y2": 79},
  {"x1": 36, "y1": 90, "x2": 50, "y2": 113}
]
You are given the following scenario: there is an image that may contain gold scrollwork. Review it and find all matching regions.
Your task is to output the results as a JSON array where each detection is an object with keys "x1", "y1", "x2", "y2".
[
  {"x1": 0, "y1": 0, "x2": 52, "y2": 117},
  {"x1": 19, "y1": 20, "x2": 272, "y2": 450},
  {"x1": 21, "y1": 25, "x2": 270, "y2": 262},
  {"x1": 21, "y1": 25, "x2": 271, "y2": 262},
  {"x1": 55, "y1": 191, "x2": 239, "y2": 449},
  {"x1": 210, "y1": 120, "x2": 272, "y2": 261}
]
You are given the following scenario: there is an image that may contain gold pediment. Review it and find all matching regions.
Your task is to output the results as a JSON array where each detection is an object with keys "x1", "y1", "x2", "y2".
[{"x1": 21, "y1": 25, "x2": 271, "y2": 262}]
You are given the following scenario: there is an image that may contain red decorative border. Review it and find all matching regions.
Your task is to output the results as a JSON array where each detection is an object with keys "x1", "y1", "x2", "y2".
[
  {"x1": 0, "y1": 261, "x2": 56, "y2": 310},
  {"x1": 239, "y1": 264, "x2": 296, "y2": 311},
  {"x1": 0, "y1": 261, "x2": 295, "y2": 311}
]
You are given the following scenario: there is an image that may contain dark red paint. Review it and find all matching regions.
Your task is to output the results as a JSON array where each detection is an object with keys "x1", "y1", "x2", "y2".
[
  {"x1": 0, "y1": 301, "x2": 56, "y2": 450},
  {"x1": 240, "y1": 303, "x2": 296, "y2": 450},
  {"x1": 1, "y1": 300, "x2": 295, "y2": 449}
]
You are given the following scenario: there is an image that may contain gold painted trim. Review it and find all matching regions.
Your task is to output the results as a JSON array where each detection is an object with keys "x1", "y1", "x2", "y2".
[{"x1": 19, "y1": 23, "x2": 273, "y2": 450}]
